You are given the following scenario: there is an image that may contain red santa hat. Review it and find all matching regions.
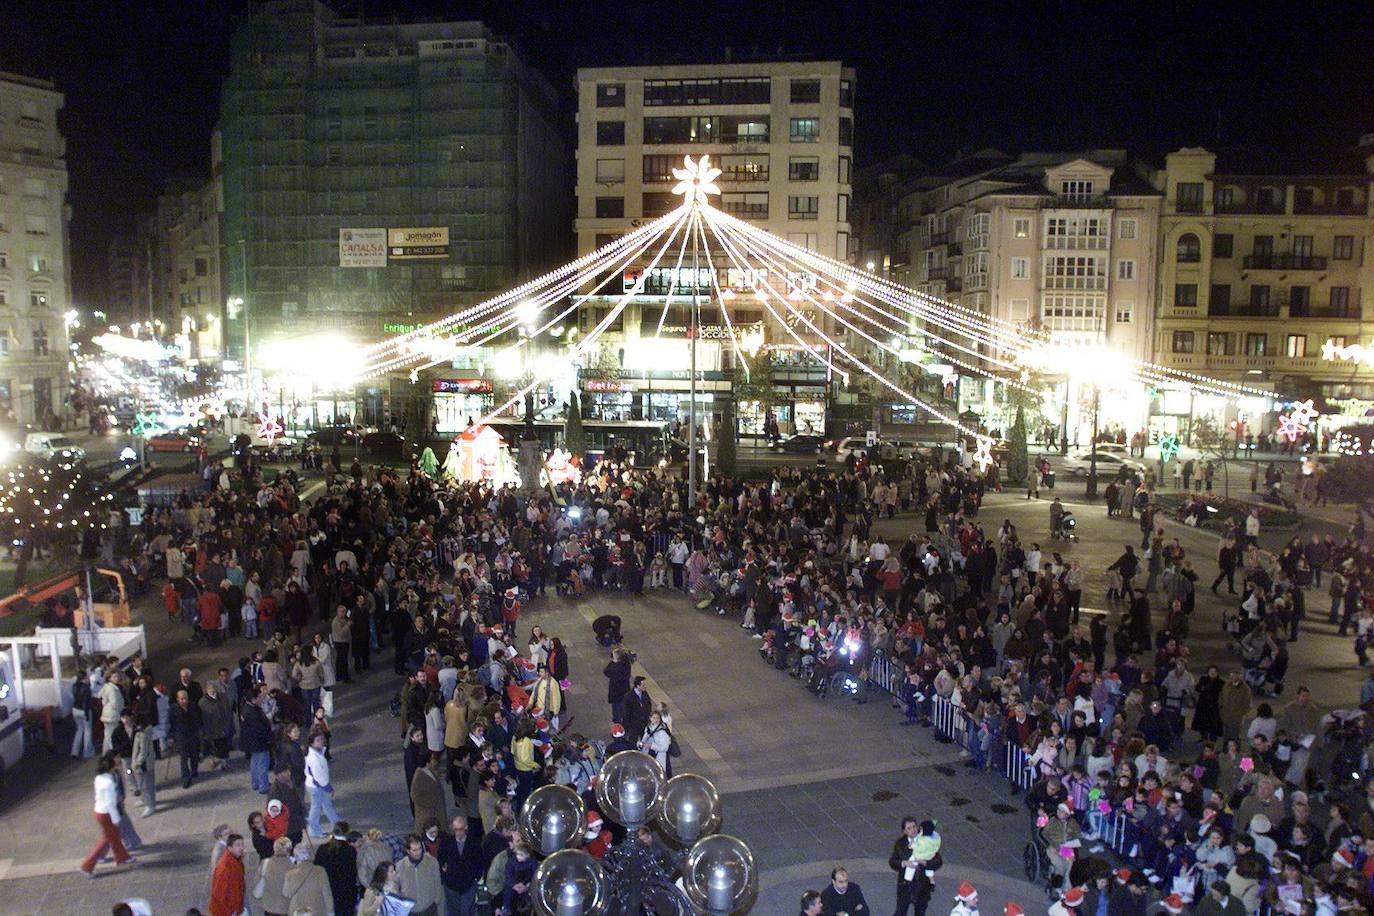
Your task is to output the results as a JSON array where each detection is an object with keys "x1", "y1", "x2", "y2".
[
  {"x1": 610, "y1": 724, "x2": 625, "y2": 738},
  {"x1": 955, "y1": 882, "x2": 977, "y2": 903},
  {"x1": 585, "y1": 813, "x2": 603, "y2": 837},
  {"x1": 535, "y1": 717, "x2": 549, "y2": 731},
  {"x1": 1161, "y1": 894, "x2": 1185, "y2": 914},
  {"x1": 1003, "y1": 906, "x2": 1024, "y2": 916},
  {"x1": 505, "y1": 588, "x2": 517, "y2": 598},
  {"x1": 1062, "y1": 886, "x2": 1086, "y2": 907},
  {"x1": 1333, "y1": 847, "x2": 1356, "y2": 868},
  {"x1": 1114, "y1": 867, "x2": 1132, "y2": 883}
]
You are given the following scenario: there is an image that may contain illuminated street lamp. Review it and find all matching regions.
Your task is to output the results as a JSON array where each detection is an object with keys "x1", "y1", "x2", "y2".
[{"x1": 531, "y1": 752, "x2": 756, "y2": 914}]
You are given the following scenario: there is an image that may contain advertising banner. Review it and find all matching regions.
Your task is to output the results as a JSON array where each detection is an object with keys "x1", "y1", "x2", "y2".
[
  {"x1": 339, "y1": 228, "x2": 386, "y2": 267},
  {"x1": 389, "y1": 227, "x2": 450, "y2": 259}
]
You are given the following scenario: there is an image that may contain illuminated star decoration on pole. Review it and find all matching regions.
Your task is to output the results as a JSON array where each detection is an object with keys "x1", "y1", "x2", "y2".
[
  {"x1": 671, "y1": 154, "x2": 722, "y2": 206},
  {"x1": 972, "y1": 436, "x2": 995, "y2": 472},
  {"x1": 1290, "y1": 399, "x2": 1319, "y2": 426},
  {"x1": 257, "y1": 410, "x2": 283, "y2": 446},
  {"x1": 1276, "y1": 413, "x2": 1305, "y2": 443},
  {"x1": 1157, "y1": 432, "x2": 1180, "y2": 462},
  {"x1": 131, "y1": 412, "x2": 161, "y2": 437},
  {"x1": 1276, "y1": 399, "x2": 1320, "y2": 443}
]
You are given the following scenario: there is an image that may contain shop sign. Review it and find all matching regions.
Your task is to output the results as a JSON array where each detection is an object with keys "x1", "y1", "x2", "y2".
[
  {"x1": 383, "y1": 322, "x2": 418, "y2": 334},
  {"x1": 339, "y1": 228, "x2": 387, "y2": 267},
  {"x1": 585, "y1": 379, "x2": 635, "y2": 393},
  {"x1": 1329, "y1": 397, "x2": 1374, "y2": 418},
  {"x1": 432, "y1": 378, "x2": 493, "y2": 394},
  {"x1": 388, "y1": 227, "x2": 450, "y2": 259}
]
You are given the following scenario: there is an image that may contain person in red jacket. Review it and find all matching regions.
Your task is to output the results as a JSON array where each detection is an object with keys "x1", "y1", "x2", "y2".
[
  {"x1": 198, "y1": 587, "x2": 224, "y2": 647},
  {"x1": 208, "y1": 832, "x2": 246, "y2": 916},
  {"x1": 583, "y1": 812, "x2": 612, "y2": 859}
]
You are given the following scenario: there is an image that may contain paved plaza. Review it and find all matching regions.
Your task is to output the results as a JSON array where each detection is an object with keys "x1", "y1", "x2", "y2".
[{"x1": 0, "y1": 481, "x2": 1364, "y2": 915}]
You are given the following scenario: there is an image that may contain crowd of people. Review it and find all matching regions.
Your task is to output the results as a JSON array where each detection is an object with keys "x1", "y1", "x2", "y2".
[{"x1": 58, "y1": 432, "x2": 1374, "y2": 916}]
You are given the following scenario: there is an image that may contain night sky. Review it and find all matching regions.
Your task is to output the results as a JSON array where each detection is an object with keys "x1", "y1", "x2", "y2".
[{"x1": 1, "y1": 0, "x2": 1369, "y2": 309}]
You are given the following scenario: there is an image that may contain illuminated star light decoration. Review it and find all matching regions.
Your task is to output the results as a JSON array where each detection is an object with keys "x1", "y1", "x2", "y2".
[
  {"x1": 257, "y1": 410, "x2": 283, "y2": 446},
  {"x1": 671, "y1": 154, "x2": 722, "y2": 205},
  {"x1": 972, "y1": 436, "x2": 995, "y2": 472},
  {"x1": 131, "y1": 412, "x2": 162, "y2": 437},
  {"x1": 1290, "y1": 399, "x2": 1319, "y2": 426},
  {"x1": 1276, "y1": 413, "x2": 1306, "y2": 443},
  {"x1": 1157, "y1": 432, "x2": 1180, "y2": 462}
]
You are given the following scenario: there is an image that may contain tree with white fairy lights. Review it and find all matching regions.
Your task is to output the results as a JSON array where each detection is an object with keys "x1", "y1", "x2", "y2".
[{"x1": 0, "y1": 459, "x2": 113, "y2": 586}]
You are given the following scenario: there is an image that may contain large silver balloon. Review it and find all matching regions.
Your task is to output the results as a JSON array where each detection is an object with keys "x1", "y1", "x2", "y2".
[
  {"x1": 682, "y1": 834, "x2": 758, "y2": 915},
  {"x1": 595, "y1": 750, "x2": 665, "y2": 829},
  {"x1": 531, "y1": 849, "x2": 608, "y2": 916},
  {"x1": 520, "y1": 784, "x2": 588, "y2": 856},
  {"x1": 659, "y1": 773, "x2": 721, "y2": 845}
]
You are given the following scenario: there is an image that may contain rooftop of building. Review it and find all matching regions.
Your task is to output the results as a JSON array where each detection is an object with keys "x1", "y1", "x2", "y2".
[
  {"x1": 576, "y1": 55, "x2": 852, "y2": 77},
  {"x1": 1168, "y1": 143, "x2": 1374, "y2": 178},
  {"x1": 0, "y1": 70, "x2": 61, "y2": 97}
]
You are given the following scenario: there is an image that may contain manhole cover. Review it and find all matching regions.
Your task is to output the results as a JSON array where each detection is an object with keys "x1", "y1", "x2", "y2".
[{"x1": 871, "y1": 790, "x2": 900, "y2": 802}]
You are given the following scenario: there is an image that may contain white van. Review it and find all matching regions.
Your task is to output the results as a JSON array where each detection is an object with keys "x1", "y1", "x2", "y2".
[
  {"x1": 23, "y1": 432, "x2": 85, "y2": 463},
  {"x1": 0, "y1": 655, "x2": 23, "y2": 790}
]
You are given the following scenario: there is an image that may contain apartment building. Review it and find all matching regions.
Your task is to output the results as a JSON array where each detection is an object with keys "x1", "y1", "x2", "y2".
[
  {"x1": 571, "y1": 60, "x2": 856, "y2": 436},
  {"x1": 0, "y1": 71, "x2": 71, "y2": 427},
  {"x1": 1153, "y1": 147, "x2": 1374, "y2": 436},
  {"x1": 219, "y1": 0, "x2": 566, "y2": 367}
]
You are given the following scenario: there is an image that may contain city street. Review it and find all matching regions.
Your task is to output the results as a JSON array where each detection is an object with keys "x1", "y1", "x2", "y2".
[{"x1": 0, "y1": 479, "x2": 1364, "y2": 914}]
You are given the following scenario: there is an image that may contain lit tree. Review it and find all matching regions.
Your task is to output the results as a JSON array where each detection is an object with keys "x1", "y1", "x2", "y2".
[
  {"x1": 1190, "y1": 415, "x2": 1235, "y2": 498},
  {"x1": 1006, "y1": 403, "x2": 1029, "y2": 485},
  {"x1": 564, "y1": 392, "x2": 586, "y2": 459},
  {"x1": 0, "y1": 460, "x2": 112, "y2": 587}
]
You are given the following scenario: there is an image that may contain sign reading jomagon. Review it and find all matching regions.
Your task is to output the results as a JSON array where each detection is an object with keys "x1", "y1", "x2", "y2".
[
  {"x1": 389, "y1": 227, "x2": 450, "y2": 259},
  {"x1": 339, "y1": 228, "x2": 387, "y2": 267}
]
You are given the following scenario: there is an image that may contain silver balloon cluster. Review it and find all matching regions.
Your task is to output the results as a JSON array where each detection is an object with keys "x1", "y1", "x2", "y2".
[{"x1": 522, "y1": 751, "x2": 757, "y2": 915}]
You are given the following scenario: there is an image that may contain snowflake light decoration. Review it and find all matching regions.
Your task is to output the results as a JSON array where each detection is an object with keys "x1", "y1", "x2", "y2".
[
  {"x1": 671, "y1": 154, "x2": 722, "y2": 206},
  {"x1": 257, "y1": 411, "x2": 283, "y2": 446},
  {"x1": 972, "y1": 436, "x2": 995, "y2": 472},
  {"x1": 1157, "y1": 432, "x2": 1180, "y2": 462}
]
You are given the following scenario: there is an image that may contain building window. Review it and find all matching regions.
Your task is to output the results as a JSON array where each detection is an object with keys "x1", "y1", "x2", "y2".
[
  {"x1": 836, "y1": 231, "x2": 849, "y2": 259},
  {"x1": 596, "y1": 83, "x2": 625, "y2": 107},
  {"x1": 720, "y1": 192, "x2": 768, "y2": 218},
  {"x1": 28, "y1": 254, "x2": 47, "y2": 273},
  {"x1": 1252, "y1": 235, "x2": 1274, "y2": 258},
  {"x1": 1256, "y1": 186, "x2": 1279, "y2": 210},
  {"x1": 1060, "y1": 179, "x2": 1094, "y2": 201},
  {"x1": 641, "y1": 192, "x2": 677, "y2": 217},
  {"x1": 1244, "y1": 333, "x2": 1268, "y2": 357},
  {"x1": 1013, "y1": 217, "x2": 1031, "y2": 239},
  {"x1": 838, "y1": 155, "x2": 851, "y2": 184},
  {"x1": 838, "y1": 117, "x2": 853, "y2": 147},
  {"x1": 642, "y1": 77, "x2": 770, "y2": 106},
  {"x1": 1118, "y1": 218, "x2": 1137, "y2": 240},
  {"x1": 1174, "y1": 283, "x2": 1198, "y2": 307},
  {"x1": 1171, "y1": 331, "x2": 1194, "y2": 353},
  {"x1": 0, "y1": 290, "x2": 6, "y2": 305},
  {"x1": 1117, "y1": 259, "x2": 1135, "y2": 280},
  {"x1": 1286, "y1": 334, "x2": 1307, "y2": 358},
  {"x1": 788, "y1": 157, "x2": 819, "y2": 181},
  {"x1": 24, "y1": 215, "x2": 48, "y2": 236},
  {"x1": 788, "y1": 195, "x2": 819, "y2": 220},
  {"x1": 1009, "y1": 298, "x2": 1030, "y2": 320},
  {"x1": 789, "y1": 79, "x2": 820, "y2": 103},
  {"x1": 29, "y1": 291, "x2": 47, "y2": 309},
  {"x1": 1290, "y1": 286, "x2": 1310, "y2": 314},
  {"x1": 839, "y1": 79, "x2": 854, "y2": 108},
  {"x1": 1176, "y1": 182, "x2": 1204, "y2": 212},
  {"x1": 1331, "y1": 286, "x2": 1352, "y2": 314},
  {"x1": 0, "y1": 334, "x2": 7, "y2": 356},
  {"x1": 967, "y1": 213, "x2": 990, "y2": 238},
  {"x1": 594, "y1": 233, "x2": 622, "y2": 249},
  {"x1": 642, "y1": 155, "x2": 676, "y2": 183},
  {"x1": 789, "y1": 118, "x2": 819, "y2": 143},
  {"x1": 23, "y1": 178, "x2": 46, "y2": 198},
  {"x1": 596, "y1": 121, "x2": 625, "y2": 145},
  {"x1": 31, "y1": 322, "x2": 48, "y2": 356},
  {"x1": 1210, "y1": 284, "x2": 1230, "y2": 312},
  {"x1": 1207, "y1": 332, "x2": 1232, "y2": 356},
  {"x1": 1176, "y1": 233, "x2": 1201, "y2": 263},
  {"x1": 719, "y1": 154, "x2": 768, "y2": 181},
  {"x1": 596, "y1": 159, "x2": 625, "y2": 184},
  {"x1": 1334, "y1": 235, "x2": 1354, "y2": 260},
  {"x1": 0, "y1": 252, "x2": 6, "y2": 269},
  {"x1": 1327, "y1": 335, "x2": 1349, "y2": 351},
  {"x1": 1011, "y1": 257, "x2": 1029, "y2": 279},
  {"x1": 1213, "y1": 233, "x2": 1233, "y2": 258},
  {"x1": 1250, "y1": 285, "x2": 1271, "y2": 311},
  {"x1": 595, "y1": 197, "x2": 624, "y2": 218},
  {"x1": 642, "y1": 115, "x2": 767, "y2": 144},
  {"x1": 1115, "y1": 301, "x2": 1134, "y2": 323},
  {"x1": 195, "y1": 257, "x2": 209, "y2": 277},
  {"x1": 837, "y1": 193, "x2": 849, "y2": 222},
  {"x1": 786, "y1": 232, "x2": 818, "y2": 251}
]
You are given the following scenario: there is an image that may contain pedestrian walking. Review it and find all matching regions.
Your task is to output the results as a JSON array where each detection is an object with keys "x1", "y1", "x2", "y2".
[
  {"x1": 71, "y1": 667, "x2": 96, "y2": 759},
  {"x1": 79, "y1": 753, "x2": 134, "y2": 877},
  {"x1": 169, "y1": 687, "x2": 203, "y2": 789},
  {"x1": 304, "y1": 732, "x2": 340, "y2": 839}
]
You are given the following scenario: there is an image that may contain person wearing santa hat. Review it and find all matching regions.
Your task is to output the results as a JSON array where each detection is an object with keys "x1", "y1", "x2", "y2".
[
  {"x1": 949, "y1": 882, "x2": 978, "y2": 916},
  {"x1": 1002, "y1": 905, "x2": 1024, "y2": 916},
  {"x1": 582, "y1": 812, "x2": 612, "y2": 859},
  {"x1": 1158, "y1": 893, "x2": 1185, "y2": 914},
  {"x1": 1047, "y1": 885, "x2": 1085, "y2": 916}
]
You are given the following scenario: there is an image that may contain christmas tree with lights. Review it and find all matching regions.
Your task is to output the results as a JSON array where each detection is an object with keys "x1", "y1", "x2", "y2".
[{"x1": 0, "y1": 459, "x2": 113, "y2": 587}]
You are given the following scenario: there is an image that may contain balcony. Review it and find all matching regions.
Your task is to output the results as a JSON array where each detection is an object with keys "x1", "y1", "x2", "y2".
[
  {"x1": 1242, "y1": 254, "x2": 1327, "y2": 270},
  {"x1": 925, "y1": 267, "x2": 947, "y2": 281},
  {"x1": 1290, "y1": 305, "x2": 1362, "y2": 320},
  {"x1": 928, "y1": 232, "x2": 949, "y2": 246},
  {"x1": 1053, "y1": 194, "x2": 1110, "y2": 208},
  {"x1": 1175, "y1": 200, "x2": 1204, "y2": 213},
  {"x1": 945, "y1": 276, "x2": 962, "y2": 292},
  {"x1": 1215, "y1": 200, "x2": 1285, "y2": 215},
  {"x1": 946, "y1": 241, "x2": 963, "y2": 257},
  {"x1": 1207, "y1": 304, "x2": 1280, "y2": 318},
  {"x1": 1292, "y1": 200, "x2": 1365, "y2": 216}
]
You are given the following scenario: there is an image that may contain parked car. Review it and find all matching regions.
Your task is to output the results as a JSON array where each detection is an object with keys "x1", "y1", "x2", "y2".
[
  {"x1": 825, "y1": 436, "x2": 870, "y2": 458},
  {"x1": 249, "y1": 433, "x2": 297, "y2": 457},
  {"x1": 360, "y1": 431, "x2": 405, "y2": 459},
  {"x1": 773, "y1": 434, "x2": 827, "y2": 454},
  {"x1": 146, "y1": 429, "x2": 202, "y2": 453},
  {"x1": 305, "y1": 426, "x2": 361, "y2": 449},
  {"x1": 23, "y1": 432, "x2": 85, "y2": 463},
  {"x1": 1058, "y1": 450, "x2": 1144, "y2": 478}
]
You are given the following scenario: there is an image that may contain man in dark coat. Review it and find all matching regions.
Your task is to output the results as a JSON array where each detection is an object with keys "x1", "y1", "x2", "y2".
[
  {"x1": 603, "y1": 649, "x2": 633, "y2": 724},
  {"x1": 437, "y1": 815, "x2": 484, "y2": 916},
  {"x1": 268, "y1": 764, "x2": 307, "y2": 844},
  {"x1": 888, "y1": 817, "x2": 941, "y2": 916},
  {"x1": 169, "y1": 686, "x2": 203, "y2": 789},
  {"x1": 240, "y1": 686, "x2": 275, "y2": 794},
  {"x1": 621, "y1": 676, "x2": 652, "y2": 743},
  {"x1": 314, "y1": 826, "x2": 360, "y2": 916}
]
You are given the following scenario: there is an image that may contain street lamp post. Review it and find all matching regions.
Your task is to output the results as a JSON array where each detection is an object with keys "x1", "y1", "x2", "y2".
[
  {"x1": 688, "y1": 218, "x2": 700, "y2": 508},
  {"x1": 1085, "y1": 384, "x2": 1101, "y2": 500},
  {"x1": 529, "y1": 751, "x2": 756, "y2": 915}
]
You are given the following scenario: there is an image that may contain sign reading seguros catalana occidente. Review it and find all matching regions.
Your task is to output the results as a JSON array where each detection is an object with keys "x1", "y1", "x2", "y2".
[
  {"x1": 338, "y1": 228, "x2": 387, "y2": 267},
  {"x1": 388, "y1": 227, "x2": 450, "y2": 259}
]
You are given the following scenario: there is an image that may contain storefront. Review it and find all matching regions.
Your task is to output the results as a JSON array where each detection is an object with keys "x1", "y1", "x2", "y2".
[
  {"x1": 583, "y1": 379, "x2": 636, "y2": 421},
  {"x1": 432, "y1": 378, "x2": 494, "y2": 432}
]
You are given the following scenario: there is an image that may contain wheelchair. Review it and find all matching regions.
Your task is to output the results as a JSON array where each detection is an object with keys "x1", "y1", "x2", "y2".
[{"x1": 1022, "y1": 822, "x2": 1059, "y2": 898}]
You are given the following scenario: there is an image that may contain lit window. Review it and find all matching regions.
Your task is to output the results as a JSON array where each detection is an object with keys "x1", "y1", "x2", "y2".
[
  {"x1": 789, "y1": 118, "x2": 819, "y2": 143},
  {"x1": 1285, "y1": 334, "x2": 1307, "y2": 358},
  {"x1": 1115, "y1": 301, "x2": 1133, "y2": 323},
  {"x1": 1013, "y1": 218, "x2": 1031, "y2": 239}
]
